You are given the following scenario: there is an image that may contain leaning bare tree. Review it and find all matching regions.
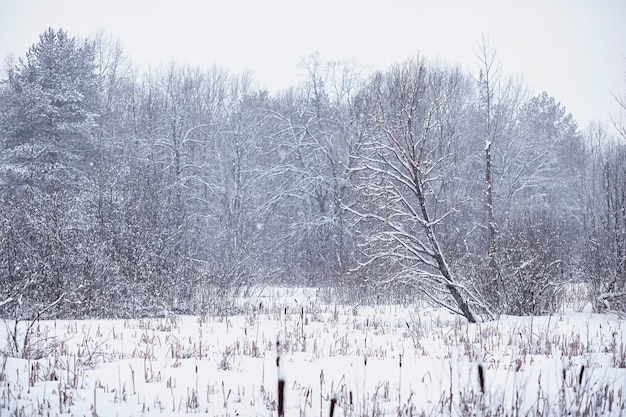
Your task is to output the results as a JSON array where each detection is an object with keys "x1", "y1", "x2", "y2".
[{"x1": 347, "y1": 57, "x2": 480, "y2": 322}]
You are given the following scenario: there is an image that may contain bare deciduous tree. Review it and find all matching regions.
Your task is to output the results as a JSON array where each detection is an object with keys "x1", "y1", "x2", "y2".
[
  {"x1": 266, "y1": 56, "x2": 366, "y2": 283},
  {"x1": 348, "y1": 57, "x2": 479, "y2": 322}
]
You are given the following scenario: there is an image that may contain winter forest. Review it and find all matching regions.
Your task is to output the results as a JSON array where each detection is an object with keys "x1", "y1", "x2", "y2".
[{"x1": 1, "y1": 27, "x2": 626, "y2": 322}]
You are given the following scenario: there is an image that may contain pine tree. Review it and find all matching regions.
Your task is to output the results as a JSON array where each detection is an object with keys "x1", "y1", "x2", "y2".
[
  {"x1": 0, "y1": 28, "x2": 100, "y2": 316},
  {"x1": 3, "y1": 27, "x2": 98, "y2": 191}
]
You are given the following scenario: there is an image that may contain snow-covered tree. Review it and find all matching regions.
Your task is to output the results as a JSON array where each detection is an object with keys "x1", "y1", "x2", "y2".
[
  {"x1": 0, "y1": 28, "x2": 99, "y2": 316},
  {"x1": 267, "y1": 56, "x2": 365, "y2": 284},
  {"x1": 2, "y1": 28, "x2": 98, "y2": 191},
  {"x1": 472, "y1": 39, "x2": 527, "y2": 307},
  {"x1": 348, "y1": 57, "x2": 479, "y2": 322},
  {"x1": 489, "y1": 93, "x2": 583, "y2": 314},
  {"x1": 582, "y1": 68, "x2": 626, "y2": 312}
]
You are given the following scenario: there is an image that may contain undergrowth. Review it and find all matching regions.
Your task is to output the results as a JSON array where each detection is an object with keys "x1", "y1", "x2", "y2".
[{"x1": 0, "y1": 287, "x2": 624, "y2": 416}]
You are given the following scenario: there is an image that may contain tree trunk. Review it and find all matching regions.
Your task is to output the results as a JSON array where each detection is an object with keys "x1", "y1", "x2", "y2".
[
  {"x1": 485, "y1": 141, "x2": 497, "y2": 269},
  {"x1": 415, "y1": 168, "x2": 477, "y2": 323}
]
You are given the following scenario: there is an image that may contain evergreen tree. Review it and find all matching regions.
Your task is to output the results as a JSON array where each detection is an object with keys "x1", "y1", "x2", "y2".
[{"x1": 0, "y1": 28, "x2": 99, "y2": 316}]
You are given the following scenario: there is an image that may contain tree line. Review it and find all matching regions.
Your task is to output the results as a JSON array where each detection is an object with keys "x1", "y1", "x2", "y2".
[{"x1": 0, "y1": 28, "x2": 625, "y2": 320}]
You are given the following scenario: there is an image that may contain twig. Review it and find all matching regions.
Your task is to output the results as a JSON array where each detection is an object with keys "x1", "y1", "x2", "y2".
[{"x1": 22, "y1": 292, "x2": 67, "y2": 358}]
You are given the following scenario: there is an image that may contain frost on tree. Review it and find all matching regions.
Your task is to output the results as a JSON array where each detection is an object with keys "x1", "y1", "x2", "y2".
[
  {"x1": 0, "y1": 27, "x2": 99, "y2": 315},
  {"x1": 347, "y1": 57, "x2": 479, "y2": 322}
]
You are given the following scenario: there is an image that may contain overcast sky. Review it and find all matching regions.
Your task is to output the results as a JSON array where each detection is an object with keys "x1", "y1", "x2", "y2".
[{"x1": 1, "y1": 0, "x2": 625, "y2": 129}]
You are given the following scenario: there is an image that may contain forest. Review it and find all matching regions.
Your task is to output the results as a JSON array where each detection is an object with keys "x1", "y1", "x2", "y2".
[{"x1": 1, "y1": 28, "x2": 625, "y2": 321}]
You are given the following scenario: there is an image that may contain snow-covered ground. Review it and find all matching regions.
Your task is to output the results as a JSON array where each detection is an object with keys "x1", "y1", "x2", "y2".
[{"x1": 1, "y1": 288, "x2": 625, "y2": 416}]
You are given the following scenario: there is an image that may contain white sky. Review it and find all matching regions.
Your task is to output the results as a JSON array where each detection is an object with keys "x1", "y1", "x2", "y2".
[{"x1": 1, "y1": 0, "x2": 625, "y2": 129}]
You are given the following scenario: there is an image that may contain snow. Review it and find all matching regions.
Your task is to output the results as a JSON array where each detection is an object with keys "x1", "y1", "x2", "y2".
[{"x1": 1, "y1": 288, "x2": 625, "y2": 416}]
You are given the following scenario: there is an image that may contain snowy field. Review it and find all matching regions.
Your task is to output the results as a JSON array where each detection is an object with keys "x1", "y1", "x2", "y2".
[{"x1": 1, "y1": 288, "x2": 625, "y2": 416}]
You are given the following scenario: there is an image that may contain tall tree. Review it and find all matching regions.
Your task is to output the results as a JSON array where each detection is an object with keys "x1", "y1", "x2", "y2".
[
  {"x1": 349, "y1": 57, "x2": 478, "y2": 322},
  {"x1": 475, "y1": 38, "x2": 500, "y2": 269},
  {"x1": 586, "y1": 69, "x2": 626, "y2": 312},
  {"x1": 473, "y1": 38, "x2": 527, "y2": 312},
  {"x1": 268, "y1": 56, "x2": 365, "y2": 283},
  {"x1": 493, "y1": 92, "x2": 583, "y2": 314},
  {"x1": 0, "y1": 28, "x2": 99, "y2": 315},
  {"x1": 202, "y1": 74, "x2": 274, "y2": 293}
]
